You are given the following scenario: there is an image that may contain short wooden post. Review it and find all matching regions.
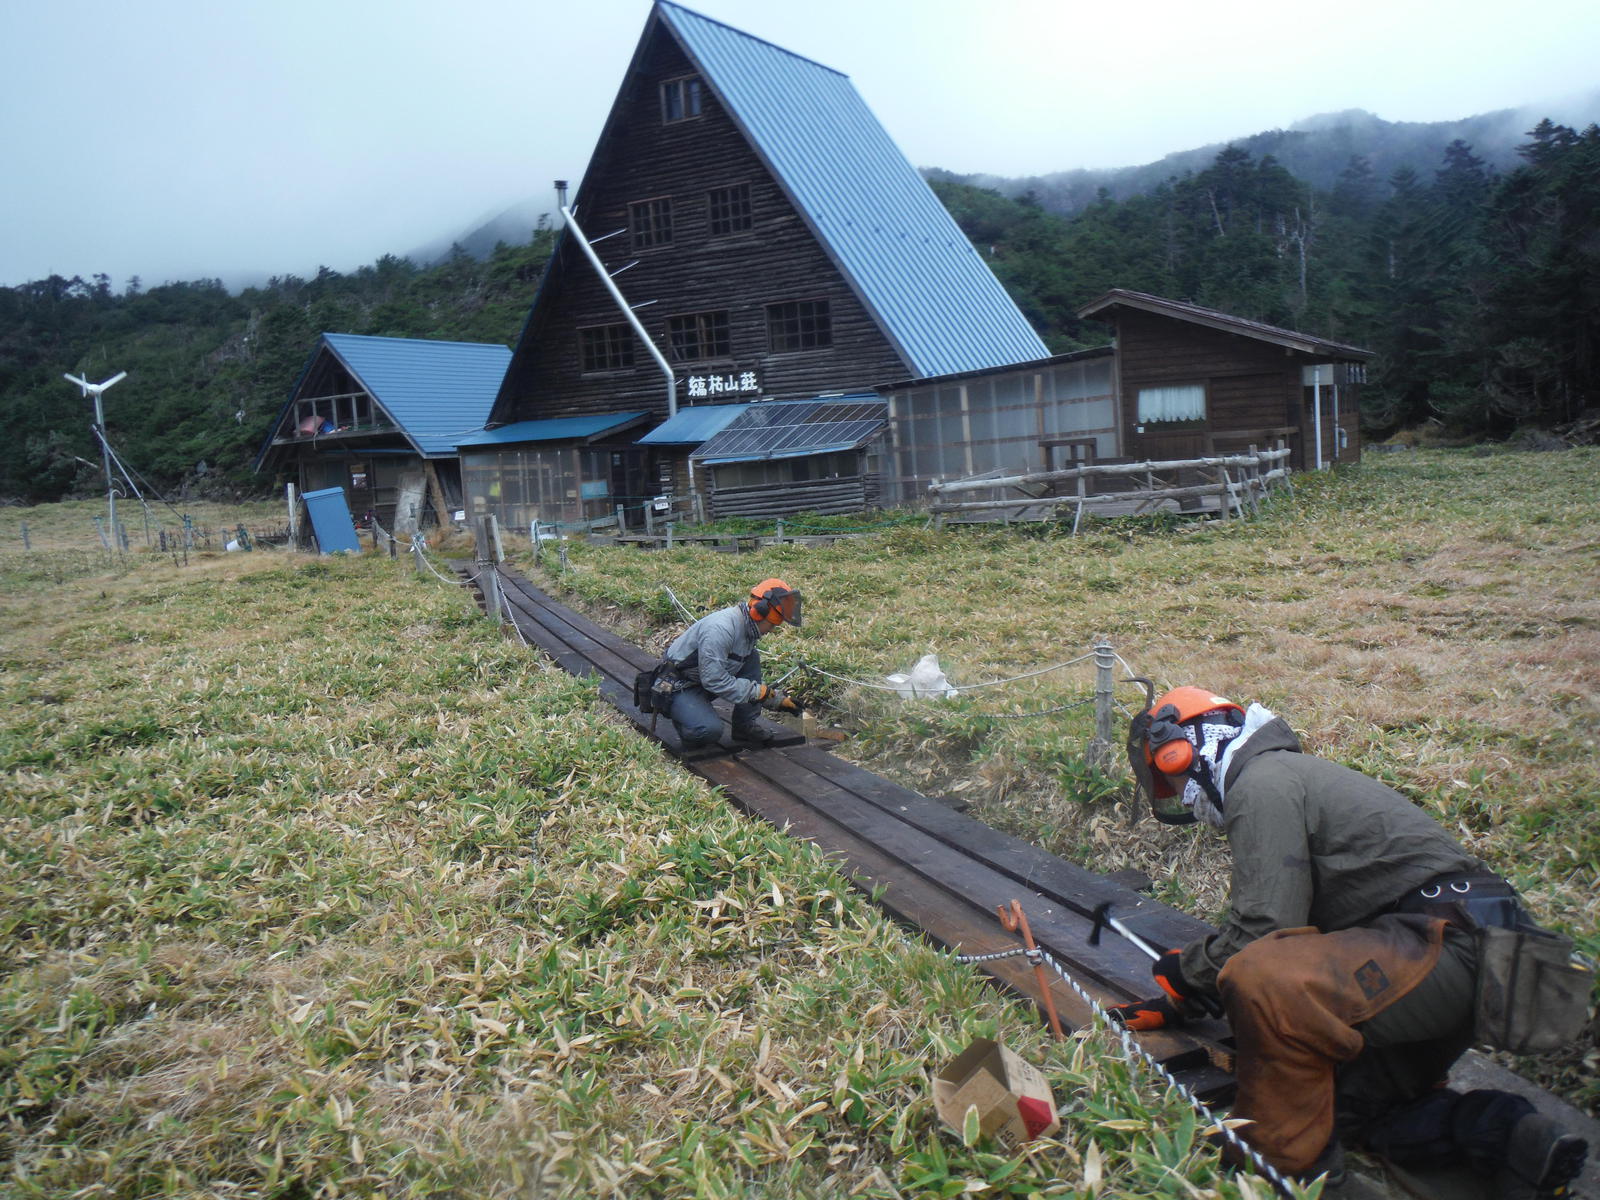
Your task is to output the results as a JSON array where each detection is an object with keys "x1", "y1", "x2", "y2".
[
  {"x1": 615, "y1": 504, "x2": 625, "y2": 535},
  {"x1": 665, "y1": 521, "x2": 675, "y2": 550},
  {"x1": 1088, "y1": 637, "x2": 1116, "y2": 771},
  {"x1": 776, "y1": 518, "x2": 784, "y2": 542},
  {"x1": 412, "y1": 535, "x2": 425, "y2": 575},
  {"x1": 19, "y1": 521, "x2": 28, "y2": 550},
  {"x1": 644, "y1": 505, "x2": 655, "y2": 536}
]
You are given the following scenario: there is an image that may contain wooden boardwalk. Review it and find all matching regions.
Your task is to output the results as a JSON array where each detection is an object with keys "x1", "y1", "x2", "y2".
[{"x1": 461, "y1": 564, "x2": 1599, "y2": 1200}]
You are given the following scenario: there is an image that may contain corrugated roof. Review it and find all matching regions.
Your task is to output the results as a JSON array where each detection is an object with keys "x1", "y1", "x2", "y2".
[
  {"x1": 317, "y1": 334, "x2": 512, "y2": 456},
  {"x1": 1076, "y1": 290, "x2": 1375, "y2": 360},
  {"x1": 657, "y1": 2, "x2": 1047, "y2": 378},
  {"x1": 690, "y1": 395, "x2": 887, "y2": 463},
  {"x1": 457, "y1": 412, "x2": 650, "y2": 447},
  {"x1": 636, "y1": 403, "x2": 752, "y2": 445}
]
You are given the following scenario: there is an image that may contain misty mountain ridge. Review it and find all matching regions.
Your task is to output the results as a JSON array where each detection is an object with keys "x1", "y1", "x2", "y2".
[
  {"x1": 923, "y1": 90, "x2": 1600, "y2": 216},
  {"x1": 182, "y1": 92, "x2": 1600, "y2": 292}
]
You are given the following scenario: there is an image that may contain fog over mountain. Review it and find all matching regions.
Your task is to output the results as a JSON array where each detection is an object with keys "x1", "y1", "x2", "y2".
[
  {"x1": 922, "y1": 91, "x2": 1600, "y2": 217},
  {"x1": 424, "y1": 94, "x2": 1600, "y2": 267}
]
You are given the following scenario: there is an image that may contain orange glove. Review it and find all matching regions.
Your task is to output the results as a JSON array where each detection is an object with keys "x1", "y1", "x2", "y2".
[{"x1": 1106, "y1": 995, "x2": 1188, "y2": 1031}]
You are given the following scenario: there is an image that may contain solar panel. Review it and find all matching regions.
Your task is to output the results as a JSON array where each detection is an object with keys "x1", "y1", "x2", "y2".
[{"x1": 690, "y1": 398, "x2": 888, "y2": 462}]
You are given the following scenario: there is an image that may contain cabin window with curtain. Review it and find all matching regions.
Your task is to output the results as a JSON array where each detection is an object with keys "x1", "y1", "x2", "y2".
[
  {"x1": 1137, "y1": 384, "x2": 1206, "y2": 423},
  {"x1": 708, "y1": 183, "x2": 752, "y2": 235},
  {"x1": 667, "y1": 310, "x2": 731, "y2": 362},
  {"x1": 630, "y1": 197, "x2": 674, "y2": 248},
  {"x1": 766, "y1": 299, "x2": 832, "y2": 352},
  {"x1": 580, "y1": 324, "x2": 635, "y2": 373},
  {"x1": 661, "y1": 75, "x2": 703, "y2": 123}
]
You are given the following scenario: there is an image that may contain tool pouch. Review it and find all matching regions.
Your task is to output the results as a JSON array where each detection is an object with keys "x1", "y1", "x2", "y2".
[
  {"x1": 1474, "y1": 923, "x2": 1593, "y2": 1055},
  {"x1": 633, "y1": 662, "x2": 682, "y2": 715}
]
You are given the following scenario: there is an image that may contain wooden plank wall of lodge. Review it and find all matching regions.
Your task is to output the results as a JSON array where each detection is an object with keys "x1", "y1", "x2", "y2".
[
  {"x1": 1115, "y1": 310, "x2": 1358, "y2": 470},
  {"x1": 496, "y1": 27, "x2": 907, "y2": 425}
]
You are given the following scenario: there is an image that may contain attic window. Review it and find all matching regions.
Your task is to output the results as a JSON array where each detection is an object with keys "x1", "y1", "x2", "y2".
[
  {"x1": 580, "y1": 324, "x2": 635, "y2": 373},
  {"x1": 661, "y1": 75, "x2": 703, "y2": 123},
  {"x1": 708, "y1": 183, "x2": 752, "y2": 235},
  {"x1": 667, "y1": 310, "x2": 731, "y2": 362},
  {"x1": 1137, "y1": 384, "x2": 1206, "y2": 423},
  {"x1": 767, "y1": 300, "x2": 832, "y2": 352},
  {"x1": 630, "y1": 197, "x2": 674, "y2": 249}
]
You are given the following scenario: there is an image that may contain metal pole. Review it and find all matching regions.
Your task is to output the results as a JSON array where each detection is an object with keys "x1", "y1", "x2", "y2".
[
  {"x1": 559, "y1": 201, "x2": 677, "y2": 417},
  {"x1": 93, "y1": 391, "x2": 117, "y2": 554}
]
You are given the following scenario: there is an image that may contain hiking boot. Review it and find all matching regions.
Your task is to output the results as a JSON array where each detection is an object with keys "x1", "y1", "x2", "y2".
[
  {"x1": 1496, "y1": 1114, "x2": 1587, "y2": 1199},
  {"x1": 730, "y1": 724, "x2": 777, "y2": 746}
]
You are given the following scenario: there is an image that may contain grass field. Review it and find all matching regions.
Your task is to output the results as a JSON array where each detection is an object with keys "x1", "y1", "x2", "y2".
[{"x1": 2, "y1": 448, "x2": 1596, "y2": 1198}]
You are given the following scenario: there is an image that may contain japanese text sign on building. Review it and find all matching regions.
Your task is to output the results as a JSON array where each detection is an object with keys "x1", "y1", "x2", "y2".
[{"x1": 686, "y1": 371, "x2": 760, "y2": 399}]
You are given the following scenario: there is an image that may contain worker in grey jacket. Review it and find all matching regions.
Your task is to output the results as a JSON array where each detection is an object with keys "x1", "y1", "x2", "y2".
[
  {"x1": 1114, "y1": 686, "x2": 1588, "y2": 1197},
  {"x1": 661, "y1": 578, "x2": 801, "y2": 748}
]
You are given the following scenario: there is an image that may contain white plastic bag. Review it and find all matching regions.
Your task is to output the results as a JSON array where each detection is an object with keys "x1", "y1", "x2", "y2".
[{"x1": 886, "y1": 653, "x2": 960, "y2": 700}]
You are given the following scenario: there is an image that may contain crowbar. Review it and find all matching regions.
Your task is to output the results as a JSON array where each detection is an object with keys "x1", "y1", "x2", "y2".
[
  {"x1": 1089, "y1": 901, "x2": 1223, "y2": 1019},
  {"x1": 997, "y1": 900, "x2": 1065, "y2": 1041}
]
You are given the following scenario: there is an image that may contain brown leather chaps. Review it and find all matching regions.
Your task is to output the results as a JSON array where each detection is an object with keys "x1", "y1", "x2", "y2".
[{"x1": 1217, "y1": 914, "x2": 1449, "y2": 1174}]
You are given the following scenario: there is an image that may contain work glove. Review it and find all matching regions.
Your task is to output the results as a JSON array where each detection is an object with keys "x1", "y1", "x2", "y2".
[
  {"x1": 757, "y1": 685, "x2": 799, "y2": 714},
  {"x1": 1106, "y1": 995, "x2": 1188, "y2": 1031},
  {"x1": 1152, "y1": 949, "x2": 1223, "y2": 1018}
]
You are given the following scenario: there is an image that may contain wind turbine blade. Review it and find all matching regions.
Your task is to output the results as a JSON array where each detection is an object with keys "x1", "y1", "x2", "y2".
[
  {"x1": 63, "y1": 373, "x2": 89, "y2": 390},
  {"x1": 100, "y1": 371, "x2": 128, "y2": 389}
]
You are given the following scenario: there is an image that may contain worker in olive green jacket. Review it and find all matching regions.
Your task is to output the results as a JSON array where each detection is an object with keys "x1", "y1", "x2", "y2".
[{"x1": 1113, "y1": 686, "x2": 1588, "y2": 1198}]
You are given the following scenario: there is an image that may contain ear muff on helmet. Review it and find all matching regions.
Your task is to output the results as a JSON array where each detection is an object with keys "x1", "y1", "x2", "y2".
[{"x1": 1147, "y1": 704, "x2": 1195, "y2": 777}]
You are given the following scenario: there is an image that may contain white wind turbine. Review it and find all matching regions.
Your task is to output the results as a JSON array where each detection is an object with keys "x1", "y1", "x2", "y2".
[{"x1": 63, "y1": 370, "x2": 129, "y2": 548}]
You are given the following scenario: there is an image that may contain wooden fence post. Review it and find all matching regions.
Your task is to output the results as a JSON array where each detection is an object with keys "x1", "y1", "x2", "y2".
[{"x1": 1088, "y1": 637, "x2": 1117, "y2": 771}]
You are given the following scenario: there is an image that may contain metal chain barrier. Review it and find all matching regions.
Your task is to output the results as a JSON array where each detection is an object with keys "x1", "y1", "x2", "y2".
[{"x1": 953, "y1": 943, "x2": 1299, "y2": 1198}]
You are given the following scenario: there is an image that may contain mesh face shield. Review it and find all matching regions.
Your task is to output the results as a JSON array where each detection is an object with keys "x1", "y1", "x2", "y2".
[
  {"x1": 765, "y1": 588, "x2": 803, "y2": 628},
  {"x1": 1126, "y1": 708, "x2": 1197, "y2": 826}
]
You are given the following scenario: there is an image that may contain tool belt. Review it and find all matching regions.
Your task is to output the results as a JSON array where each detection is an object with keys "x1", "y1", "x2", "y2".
[
  {"x1": 1394, "y1": 869, "x2": 1592, "y2": 1054},
  {"x1": 1392, "y1": 868, "x2": 1522, "y2": 931},
  {"x1": 633, "y1": 660, "x2": 686, "y2": 715}
]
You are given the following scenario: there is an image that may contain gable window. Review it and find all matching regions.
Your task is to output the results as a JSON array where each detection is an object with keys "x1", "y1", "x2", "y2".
[
  {"x1": 767, "y1": 299, "x2": 832, "y2": 352},
  {"x1": 667, "y1": 310, "x2": 731, "y2": 362},
  {"x1": 708, "y1": 183, "x2": 752, "y2": 236},
  {"x1": 1137, "y1": 384, "x2": 1206, "y2": 423},
  {"x1": 580, "y1": 324, "x2": 635, "y2": 373},
  {"x1": 661, "y1": 75, "x2": 703, "y2": 123},
  {"x1": 630, "y1": 197, "x2": 673, "y2": 249}
]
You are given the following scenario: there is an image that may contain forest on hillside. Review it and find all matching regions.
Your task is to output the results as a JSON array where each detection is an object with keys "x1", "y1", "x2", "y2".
[{"x1": 1, "y1": 120, "x2": 1596, "y2": 504}]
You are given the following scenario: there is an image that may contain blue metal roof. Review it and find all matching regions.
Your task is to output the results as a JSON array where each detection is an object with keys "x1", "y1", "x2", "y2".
[
  {"x1": 657, "y1": 2, "x2": 1048, "y2": 378},
  {"x1": 690, "y1": 395, "x2": 887, "y2": 464},
  {"x1": 636, "y1": 403, "x2": 752, "y2": 445},
  {"x1": 457, "y1": 412, "x2": 650, "y2": 448},
  {"x1": 321, "y1": 334, "x2": 512, "y2": 457}
]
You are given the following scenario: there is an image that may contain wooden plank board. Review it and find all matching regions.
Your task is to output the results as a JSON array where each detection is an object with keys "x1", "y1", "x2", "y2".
[{"x1": 780, "y1": 743, "x2": 1212, "y2": 948}]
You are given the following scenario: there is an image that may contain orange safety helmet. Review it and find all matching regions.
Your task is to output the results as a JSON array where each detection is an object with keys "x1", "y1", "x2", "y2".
[
  {"x1": 1126, "y1": 685, "x2": 1244, "y2": 824},
  {"x1": 748, "y1": 578, "x2": 803, "y2": 628}
]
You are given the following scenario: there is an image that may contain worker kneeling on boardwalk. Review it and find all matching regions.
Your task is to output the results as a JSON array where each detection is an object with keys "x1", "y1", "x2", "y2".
[
  {"x1": 1114, "y1": 685, "x2": 1591, "y2": 1196},
  {"x1": 655, "y1": 578, "x2": 802, "y2": 748}
]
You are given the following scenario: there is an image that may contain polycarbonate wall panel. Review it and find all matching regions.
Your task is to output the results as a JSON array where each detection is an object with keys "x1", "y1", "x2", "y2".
[{"x1": 884, "y1": 358, "x2": 1116, "y2": 505}]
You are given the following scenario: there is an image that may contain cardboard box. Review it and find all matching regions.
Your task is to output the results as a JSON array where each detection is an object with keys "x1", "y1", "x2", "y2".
[{"x1": 933, "y1": 1038, "x2": 1060, "y2": 1146}]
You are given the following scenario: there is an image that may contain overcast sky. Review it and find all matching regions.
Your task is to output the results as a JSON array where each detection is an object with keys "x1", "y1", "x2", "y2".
[{"x1": 3, "y1": 0, "x2": 1597, "y2": 291}]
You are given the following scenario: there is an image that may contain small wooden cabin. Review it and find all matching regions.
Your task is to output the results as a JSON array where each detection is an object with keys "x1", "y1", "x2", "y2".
[
  {"x1": 1076, "y1": 290, "x2": 1372, "y2": 470},
  {"x1": 468, "y1": 0, "x2": 1047, "y2": 529},
  {"x1": 256, "y1": 333, "x2": 510, "y2": 534}
]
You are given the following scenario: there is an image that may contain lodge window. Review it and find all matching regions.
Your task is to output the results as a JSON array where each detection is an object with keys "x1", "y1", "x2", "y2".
[
  {"x1": 667, "y1": 310, "x2": 731, "y2": 362},
  {"x1": 708, "y1": 183, "x2": 752, "y2": 236},
  {"x1": 630, "y1": 197, "x2": 673, "y2": 249},
  {"x1": 1137, "y1": 384, "x2": 1206, "y2": 423},
  {"x1": 661, "y1": 75, "x2": 703, "y2": 123},
  {"x1": 766, "y1": 299, "x2": 832, "y2": 352},
  {"x1": 580, "y1": 324, "x2": 635, "y2": 373}
]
